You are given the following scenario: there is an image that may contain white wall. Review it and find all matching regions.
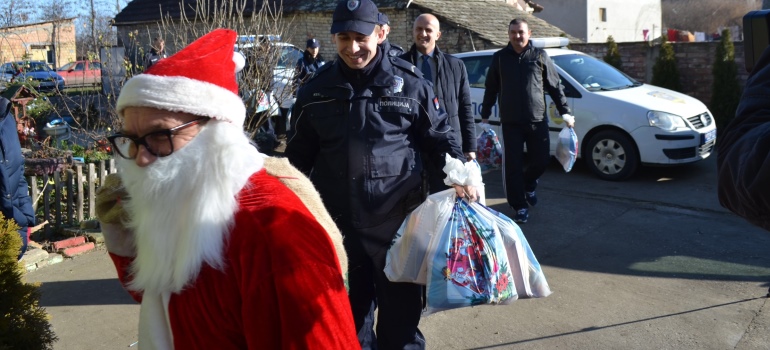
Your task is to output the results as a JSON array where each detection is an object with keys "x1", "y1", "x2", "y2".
[
  {"x1": 586, "y1": 0, "x2": 661, "y2": 43},
  {"x1": 535, "y1": 0, "x2": 660, "y2": 43},
  {"x1": 533, "y1": 0, "x2": 588, "y2": 41}
]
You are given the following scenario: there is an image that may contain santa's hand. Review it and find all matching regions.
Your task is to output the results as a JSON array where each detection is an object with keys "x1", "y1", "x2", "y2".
[
  {"x1": 95, "y1": 174, "x2": 135, "y2": 257},
  {"x1": 562, "y1": 114, "x2": 575, "y2": 128},
  {"x1": 453, "y1": 184, "x2": 478, "y2": 202}
]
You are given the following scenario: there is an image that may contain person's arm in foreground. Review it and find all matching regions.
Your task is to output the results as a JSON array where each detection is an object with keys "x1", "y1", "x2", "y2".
[{"x1": 717, "y1": 45, "x2": 770, "y2": 232}]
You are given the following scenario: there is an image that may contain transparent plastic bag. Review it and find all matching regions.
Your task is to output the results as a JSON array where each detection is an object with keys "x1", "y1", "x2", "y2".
[
  {"x1": 384, "y1": 189, "x2": 456, "y2": 284},
  {"x1": 474, "y1": 204, "x2": 552, "y2": 298},
  {"x1": 424, "y1": 198, "x2": 516, "y2": 315},
  {"x1": 476, "y1": 123, "x2": 503, "y2": 173},
  {"x1": 555, "y1": 126, "x2": 578, "y2": 172}
]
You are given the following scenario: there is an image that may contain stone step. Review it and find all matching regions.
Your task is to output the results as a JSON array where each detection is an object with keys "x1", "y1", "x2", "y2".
[{"x1": 20, "y1": 247, "x2": 48, "y2": 263}]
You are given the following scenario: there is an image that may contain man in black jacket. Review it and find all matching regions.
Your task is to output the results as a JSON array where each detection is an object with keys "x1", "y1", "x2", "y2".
[
  {"x1": 0, "y1": 97, "x2": 36, "y2": 260},
  {"x1": 400, "y1": 13, "x2": 476, "y2": 194},
  {"x1": 480, "y1": 18, "x2": 574, "y2": 223},
  {"x1": 286, "y1": 1, "x2": 476, "y2": 348}
]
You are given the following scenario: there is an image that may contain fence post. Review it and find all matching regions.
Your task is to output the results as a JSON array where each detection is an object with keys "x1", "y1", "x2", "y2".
[
  {"x1": 42, "y1": 173, "x2": 51, "y2": 240},
  {"x1": 99, "y1": 160, "x2": 106, "y2": 188},
  {"x1": 88, "y1": 163, "x2": 96, "y2": 219},
  {"x1": 28, "y1": 175, "x2": 38, "y2": 212},
  {"x1": 76, "y1": 165, "x2": 84, "y2": 222},
  {"x1": 109, "y1": 159, "x2": 116, "y2": 174},
  {"x1": 66, "y1": 169, "x2": 74, "y2": 226},
  {"x1": 54, "y1": 171, "x2": 62, "y2": 232}
]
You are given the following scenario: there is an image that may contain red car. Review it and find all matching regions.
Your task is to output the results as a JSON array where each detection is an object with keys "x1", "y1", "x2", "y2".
[{"x1": 57, "y1": 60, "x2": 102, "y2": 87}]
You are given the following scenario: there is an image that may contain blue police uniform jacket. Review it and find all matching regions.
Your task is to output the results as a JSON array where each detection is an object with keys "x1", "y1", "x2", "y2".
[
  {"x1": 0, "y1": 98, "x2": 35, "y2": 237},
  {"x1": 286, "y1": 53, "x2": 463, "y2": 248}
]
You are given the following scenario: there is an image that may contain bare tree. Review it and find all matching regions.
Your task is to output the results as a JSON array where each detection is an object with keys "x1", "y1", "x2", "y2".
[
  {"x1": 663, "y1": 0, "x2": 761, "y2": 33},
  {"x1": 0, "y1": 0, "x2": 34, "y2": 27},
  {"x1": 38, "y1": 0, "x2": 75, "y2": 22},
  {"x1": 145, "y1": 0, "x2": 295, "y2": 138}
]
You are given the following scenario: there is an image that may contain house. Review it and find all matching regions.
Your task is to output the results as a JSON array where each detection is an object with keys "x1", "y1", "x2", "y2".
[
  {"x1": 533, "y1": 0, "x2": 661, "y2": 43},
  {"x1": 0, "y1": 19, "x2": 77, "y2": 69},
  {"x1": 111, "y1": 0, "x2": 574, "y2": 62}
]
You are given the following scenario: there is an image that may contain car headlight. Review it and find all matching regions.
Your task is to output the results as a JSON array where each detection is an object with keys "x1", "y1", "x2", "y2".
[{"x1": 647, "y1": 111, "x2": 687, "y2": 131}]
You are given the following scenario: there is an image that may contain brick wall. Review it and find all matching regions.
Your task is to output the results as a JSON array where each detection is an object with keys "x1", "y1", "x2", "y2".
[
  {"x1": 0, "y1": 20, "x2": 76, "y2": 68},
  {"x1": 570, "y1": 41, "x2": 749, "y2": 107}
]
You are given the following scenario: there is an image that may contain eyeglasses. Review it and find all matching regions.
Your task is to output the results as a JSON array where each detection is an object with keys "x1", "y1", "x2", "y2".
[{"x1": 107, "y1": 118, "x2": 209, "y2": 159}]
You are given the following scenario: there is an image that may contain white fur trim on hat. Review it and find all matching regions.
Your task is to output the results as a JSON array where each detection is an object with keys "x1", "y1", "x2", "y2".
[
  {"x1": 233, "y1": 52, "x2": 245, "y2": 73},
  {"x1": 117, "y1": 74, "x2": 246, "y2": 126}
]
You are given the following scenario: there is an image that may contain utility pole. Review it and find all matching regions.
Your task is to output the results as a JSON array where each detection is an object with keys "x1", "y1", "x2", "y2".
[{"x1": 91, "y1": 0, "x2": 98, "y2": 57}]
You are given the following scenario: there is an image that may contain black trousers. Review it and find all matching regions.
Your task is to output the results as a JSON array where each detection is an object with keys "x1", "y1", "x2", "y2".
[
  {"x1": 500, "y1": 121, "x2": 551, "y2": 210},
  {"x1": 343, "y1": 224, "x2": 426, "y2": 350}
]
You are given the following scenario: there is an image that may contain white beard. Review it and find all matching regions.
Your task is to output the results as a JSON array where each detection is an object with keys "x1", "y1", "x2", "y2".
[{"x1": 117, "y1": 121, "x2": 264, "y2": 294}]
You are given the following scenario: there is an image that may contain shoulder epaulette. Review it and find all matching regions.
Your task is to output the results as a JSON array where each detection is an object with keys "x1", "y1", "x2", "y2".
[{"x1": 389, "y1": 56, "x2": 422, "y2": 79}]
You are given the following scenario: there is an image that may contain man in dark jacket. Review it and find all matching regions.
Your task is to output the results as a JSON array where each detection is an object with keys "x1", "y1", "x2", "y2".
[
  {"x1": 400, "y1": 13, "x2": 476, "y2": 194},
  {"x1": 377, "y1": 12, "x2": 405, "y2": 57},
  {"x1": 0, "y1": 97, "x2": 36, "y2": 260},
  {"x1": 143, "y1": 37, "x2": 166, "y2": 72},
  {"x1": 717, "y1": 44, "x2": 770, "y2": 232},
  {"x1": 286, "y1": 1, "x2": 476, "y2": 348},
  {"x1": 480, "y1": 18, "x2": 574, "y2": 223},
  {"x1": 294, "y1": 38, "x2": 326, "y2": 89}
]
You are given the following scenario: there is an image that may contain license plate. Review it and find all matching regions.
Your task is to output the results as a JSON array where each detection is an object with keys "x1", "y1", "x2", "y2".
[{"x1": 702, "y1": 129, "x2": 716, "y2": 144}]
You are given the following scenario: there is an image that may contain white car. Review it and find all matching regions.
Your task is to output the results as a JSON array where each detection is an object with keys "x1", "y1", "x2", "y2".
[
  {"x1": 235, "y1": 36, "x2": 303, "y2": 132},
  {"x1": 455, "y1": 38, "x2": 717, "y2": 181}
]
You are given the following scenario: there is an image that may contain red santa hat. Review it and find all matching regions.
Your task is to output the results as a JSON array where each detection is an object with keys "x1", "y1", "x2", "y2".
[{"x1": 117, "y1": 29, "x2": 247, "y2": 125}]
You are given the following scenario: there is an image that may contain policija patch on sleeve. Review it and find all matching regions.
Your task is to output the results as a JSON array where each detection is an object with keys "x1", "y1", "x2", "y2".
[{"x1": 433, "y1": 96, "x2": 440, "y2": 110}]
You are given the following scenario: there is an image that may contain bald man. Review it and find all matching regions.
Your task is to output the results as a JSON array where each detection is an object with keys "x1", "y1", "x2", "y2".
[{"x1": 400, "y1": 14, "x2": 476, "y2": 194}]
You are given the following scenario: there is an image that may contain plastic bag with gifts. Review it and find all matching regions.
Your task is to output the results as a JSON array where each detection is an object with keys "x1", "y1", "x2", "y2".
[
  {"x1": 424, "y1": 198, "x2": 516, "y2": 315},
  {"x1": 474, "y1": 205, "x2": 552, "y2": 298},
  {"x1": 476, "y1": 123, "x2": 503, "y2": 173},
  {"x1": 555, "y1": 126, "x2": 578, "y2": 173},
  {"x1": 384, "y1": 189, "x2": 456, "y2": 284}
]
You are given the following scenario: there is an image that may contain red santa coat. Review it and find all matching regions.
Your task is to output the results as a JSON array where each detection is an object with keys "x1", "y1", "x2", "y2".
[{"x1": 108, "y1": 170, "x2": 359, "y2": 349}]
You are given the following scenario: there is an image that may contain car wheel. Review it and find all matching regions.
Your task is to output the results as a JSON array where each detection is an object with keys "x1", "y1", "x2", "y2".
[{"x1": 584, "y1": 130, "x2": 639, "y2": 181}]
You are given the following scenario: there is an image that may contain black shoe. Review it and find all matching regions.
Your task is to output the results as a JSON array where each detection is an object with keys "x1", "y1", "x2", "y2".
[
  {"x1": 514, "y1": 208, "x2": 529, "y2": 223},
  {"x1": 525, "y1": 191, "x2": 538, "y2": 207}
]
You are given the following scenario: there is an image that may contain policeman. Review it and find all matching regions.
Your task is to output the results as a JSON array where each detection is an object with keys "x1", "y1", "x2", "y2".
[
  {"x1": 285, "y1": 1, "x2": 476, "y2": 349},
  {"x1": 378, "y1": 12, "x2": 405, "y2": 57}
]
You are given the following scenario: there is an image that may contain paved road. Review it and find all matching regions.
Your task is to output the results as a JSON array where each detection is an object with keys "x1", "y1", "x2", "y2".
[{"x1": 25, "y1": 155, "x2": 770, "y2": 349}]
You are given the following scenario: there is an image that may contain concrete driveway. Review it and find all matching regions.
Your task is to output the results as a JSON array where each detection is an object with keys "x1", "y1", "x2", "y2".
[{"x1": 24, "y1": 154, "x2": 770, "y2": 350}]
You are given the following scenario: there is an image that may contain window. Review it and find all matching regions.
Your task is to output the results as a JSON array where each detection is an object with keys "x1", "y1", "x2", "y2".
[
  {"x1": 90, "y1": 62, "x2": 101, "y2": 70},
  {"x1": 460, "y1": 56, "x2": 492, "y2": 88},
  {"x1": 74, "y1": 63, "x2": 85, "y2": 71},
  {"x1": 599, "y1": 8, "x2": 607, "y2": 22}
]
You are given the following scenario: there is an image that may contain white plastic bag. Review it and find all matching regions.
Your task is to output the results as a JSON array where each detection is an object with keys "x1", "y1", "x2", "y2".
[
  {"x1": 555, "y1": 127, "x2": 578, "y2": 172},
  {"x1": 384, "y1": 189, "x2": 456, "y2": 284}
]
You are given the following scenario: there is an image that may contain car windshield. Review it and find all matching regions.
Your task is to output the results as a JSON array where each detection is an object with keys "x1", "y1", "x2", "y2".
[
  {"x1": 277, "y1": 46, "x2": 303, "y2": 69},
  {"x1": 551, "y1": 54, "x2": 639, "y2": 91},
  {"x1": 59, "y1": 62, "x2": 75, "y2": 71},
  {"x1": 16, "y1": 62, "x2": 52, "y2": 73}
]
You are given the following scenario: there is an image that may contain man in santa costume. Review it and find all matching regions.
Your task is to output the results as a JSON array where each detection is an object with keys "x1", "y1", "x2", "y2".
[{"x1": 95, "y1": 28, "x2": 359, "y2": 349}]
